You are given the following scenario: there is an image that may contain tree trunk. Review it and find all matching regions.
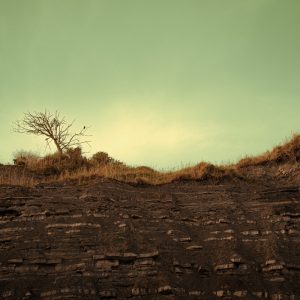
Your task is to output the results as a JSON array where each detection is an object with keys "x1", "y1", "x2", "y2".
[{"x1": 53, "y1": 138, "x2": 63, "y2": 155}]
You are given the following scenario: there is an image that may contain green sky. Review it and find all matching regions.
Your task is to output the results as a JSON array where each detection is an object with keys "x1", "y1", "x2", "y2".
[{"x1": 1, "y1": 0, "x2": 300, "y2": 169}]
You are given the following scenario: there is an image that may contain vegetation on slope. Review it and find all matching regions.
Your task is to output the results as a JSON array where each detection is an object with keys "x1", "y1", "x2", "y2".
[
  {"x1": 237, "y1": 134, "x2": 300, "y2": 167},
  {"x1": 1, "y1": 134, "x2": 300, "y2": 187}
]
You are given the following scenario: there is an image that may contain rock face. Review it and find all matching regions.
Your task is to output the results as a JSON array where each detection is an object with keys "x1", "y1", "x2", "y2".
[{"x1": 0, "y1": 179, "x2": 300, "y2": 299}]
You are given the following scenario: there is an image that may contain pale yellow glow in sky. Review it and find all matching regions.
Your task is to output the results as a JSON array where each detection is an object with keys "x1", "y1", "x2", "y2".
[{"x1": 1, "y1": 0, "x2": 300, "y2": 168}]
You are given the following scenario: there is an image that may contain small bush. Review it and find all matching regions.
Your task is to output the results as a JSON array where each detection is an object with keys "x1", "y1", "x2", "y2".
[
  {"x1": 90, "y1": 151, "x2": 123, "y2": 166},
  {"x1": 13, "y1": 148, "x2": 89, "y2": 175},
  {"x1": 13, "y1": 151, "x2": 40, "y2": 167},
  {"x1": 38, "y1": 148, "x2": 89, "y2": 175}
]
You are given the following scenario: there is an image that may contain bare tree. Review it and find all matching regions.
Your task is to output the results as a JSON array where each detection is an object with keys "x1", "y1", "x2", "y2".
[{"x1": 14, "y1": 110, "x2": 90, "y2": 155}]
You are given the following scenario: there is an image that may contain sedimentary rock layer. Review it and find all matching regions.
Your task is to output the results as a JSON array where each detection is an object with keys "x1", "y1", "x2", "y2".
[{"x1": 0, "y1": 179, "x2": 299, "y2": 299}]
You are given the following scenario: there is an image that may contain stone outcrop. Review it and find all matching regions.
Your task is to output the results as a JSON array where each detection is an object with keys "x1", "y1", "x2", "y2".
[{"x1": 0, "y1": 179, "x2": 299, "y2": 299}]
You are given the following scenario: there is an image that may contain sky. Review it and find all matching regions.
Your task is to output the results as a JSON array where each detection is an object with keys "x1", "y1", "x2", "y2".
[{"x1": 1, "y1": 0, "x2": 300, "y2": 169}]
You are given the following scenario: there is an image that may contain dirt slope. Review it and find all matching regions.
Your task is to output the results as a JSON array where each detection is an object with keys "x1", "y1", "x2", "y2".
[{"x1": 0, "y1": 178, "x2": 300, "y2": 299}]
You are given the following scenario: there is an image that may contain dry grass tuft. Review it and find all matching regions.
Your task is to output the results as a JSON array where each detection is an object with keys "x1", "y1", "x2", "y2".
[
  {"x1": 56, "y1": 164, "x2": 163, "y2": 185},
  {"x1": 237, "y1": 134, "x2": 300, "y2": 168},
  {"x1": 0, "y1": 166, "x2": 36, "y2": 187},
  {"x1": 53, "y1": 162, "x2": 239, "y2": 185}
]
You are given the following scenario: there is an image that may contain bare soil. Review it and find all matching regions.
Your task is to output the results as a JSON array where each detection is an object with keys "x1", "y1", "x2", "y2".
[{"x1": 0, "y1": 177, "x2": 300, "y2": 299}]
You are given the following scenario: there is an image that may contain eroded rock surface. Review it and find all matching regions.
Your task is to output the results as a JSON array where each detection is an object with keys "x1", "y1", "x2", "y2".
[{"x1": 0, "y1": 179, "x2": 300, "y2": 299}]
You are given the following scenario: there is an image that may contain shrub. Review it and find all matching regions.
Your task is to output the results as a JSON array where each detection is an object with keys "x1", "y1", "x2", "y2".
[
  {"x1": 13, "y1": 148, "x2": 89, "y2": 175},
  {"x1": 90, "y1": 151, "x2": 123, "y2": 166},
  {"x1": 13, "y1": 151, "x2": 40, "y2": 167},
  {"x1": 38, "y1": 148, "x2": 89, "y2": 175}
]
